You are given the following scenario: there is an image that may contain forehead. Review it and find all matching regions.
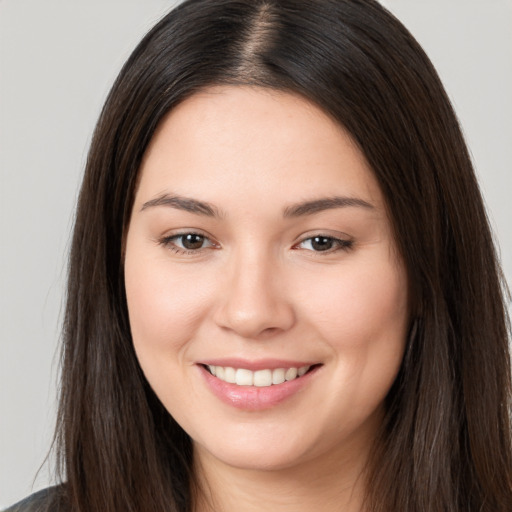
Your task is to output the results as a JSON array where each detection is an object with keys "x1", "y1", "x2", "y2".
[{"x1": 135, "y1": 86, "x2": 385, "y2": 213}]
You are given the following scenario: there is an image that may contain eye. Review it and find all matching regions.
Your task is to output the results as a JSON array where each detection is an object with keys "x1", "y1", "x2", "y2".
[
  {"x1": 296, "y1": 235, "x2": 353, "y2": 253},
  {"x1": 159, "y1": 232, "x2": 217, "y2": 254},
  {"x1": 175, "y1": 233, "x2": 209, "y2": 250}
]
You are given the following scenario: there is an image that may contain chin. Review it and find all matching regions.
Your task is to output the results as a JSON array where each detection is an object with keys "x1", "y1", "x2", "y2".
[
  {"x1": 200, "y1": 445, "x2": 309, "y2": 472},
  {"x1": 193, "y1": 427, "x2": 317, "y2": 472}
]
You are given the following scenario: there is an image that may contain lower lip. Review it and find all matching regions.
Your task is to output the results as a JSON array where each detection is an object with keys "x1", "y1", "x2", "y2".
[{"x1": 198, "y1": 365, "x2": 319, "y2": 411}]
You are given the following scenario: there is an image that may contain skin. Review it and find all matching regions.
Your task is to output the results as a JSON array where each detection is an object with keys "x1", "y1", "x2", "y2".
[{"x1": 124, "y1": 86, "x2": 409, "y2": 512}]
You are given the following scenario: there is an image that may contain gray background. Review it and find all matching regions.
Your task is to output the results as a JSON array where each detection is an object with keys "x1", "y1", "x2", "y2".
[{"x1": 1, "y1": 0, "x2": 511, "y2": 507}]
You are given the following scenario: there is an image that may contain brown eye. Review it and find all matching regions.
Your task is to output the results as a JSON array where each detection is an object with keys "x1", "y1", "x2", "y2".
[
  {"x1": 310, "y1": 236, "x2": 334, "y2": 251},
  {"x1": 160, "y1": 232, "x2": 216, "y2": 253},
  {"x1": 181, "y1": 233, "x2": 206, "y2": 250},
  {"x1": 296, "y1": 235, "x2": 353, "y2": 253}
]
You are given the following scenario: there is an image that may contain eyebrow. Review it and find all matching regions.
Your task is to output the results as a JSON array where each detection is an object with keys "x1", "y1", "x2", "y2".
[
  {"x1": 141, "y1": 194, "x2": 221, "y2": 217},
  {"x1": 140, "y1": 193, "x2": 374, "y2": 218},
  {"x1": 283, "y1": 196, "x2": 375, "y2": 217}
]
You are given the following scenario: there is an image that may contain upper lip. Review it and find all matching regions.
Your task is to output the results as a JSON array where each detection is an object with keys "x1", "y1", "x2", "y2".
[{"x1": 197, "y1": 358, "x2": 319, "y2": 371}]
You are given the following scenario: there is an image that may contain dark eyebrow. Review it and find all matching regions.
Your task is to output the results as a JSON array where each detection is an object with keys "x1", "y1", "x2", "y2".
[
  {"x1": 141, "y1": 194, "x2": 373, "y2": 218},
  {"x1": 283, "y1": 196, "x2": 375, "y2": 217},
  {"x1": 141, "y1": 194, "x2": 221, "y2": 217}
]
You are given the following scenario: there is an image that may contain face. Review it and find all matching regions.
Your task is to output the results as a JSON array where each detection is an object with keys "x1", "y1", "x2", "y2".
[{"x1": 124, "y1": 86, "x2": 409, "y2": 473}]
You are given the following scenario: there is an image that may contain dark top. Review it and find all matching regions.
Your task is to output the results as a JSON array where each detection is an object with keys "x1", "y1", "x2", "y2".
[{"x1": 4, "y1": 487, "x2": 65, "y2": 512}]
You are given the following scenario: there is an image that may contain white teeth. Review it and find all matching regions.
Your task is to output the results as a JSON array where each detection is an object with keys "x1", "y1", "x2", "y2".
[
  {"x1": 272, "y1": 368, "x2": 285, "y2": 385},
  {"x1": 285, "y1": 367, "x2": 298, "y2": 381},
  {"x1": 207, "y1": 365, "x2": 311, "y2": 387},
  {"x1": 254, "y1": 369, "x2": 272, "y2": 387},
  {"x1": 236, "y1": 368, "x2": 253, "y2": 386},
  {"x1": 298, "y1": 365, "x2": 309, "y2": 376},
  {"x1": 224, "y1": 366, "x2": 236, "y2": 383}
]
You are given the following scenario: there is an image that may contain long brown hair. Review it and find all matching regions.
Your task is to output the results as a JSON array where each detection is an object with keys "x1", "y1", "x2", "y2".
[{"x1": 54, "y1": 1, "x2": 512, "y2": 511}]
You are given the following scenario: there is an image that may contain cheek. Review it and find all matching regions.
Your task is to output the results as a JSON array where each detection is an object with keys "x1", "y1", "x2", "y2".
[
  {"x1": 301, "y1": 260, "x2": 408, "y2": 430},
  {"x1": 124, "y1": 242, "x2": 213, "y2": 363},
  {"x1": 300, "y1": 258, "x2": 408, "y2": 344},
  {"x1": 294, "y1": 256, "x2": 408, "y2": 406}
]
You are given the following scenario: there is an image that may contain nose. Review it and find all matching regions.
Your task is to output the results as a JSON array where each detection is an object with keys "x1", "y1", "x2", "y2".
[{"x1": 213, "y1": 248, "x2": 296, "y2": 339}]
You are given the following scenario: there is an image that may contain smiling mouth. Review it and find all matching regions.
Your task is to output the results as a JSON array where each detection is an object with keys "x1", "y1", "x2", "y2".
[{"x1": 203, "y1": 364, "x2": 319, "y2": 387}]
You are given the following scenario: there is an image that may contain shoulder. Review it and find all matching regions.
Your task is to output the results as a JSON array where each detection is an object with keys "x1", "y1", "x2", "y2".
[{"x1": 4, "y1": 486, "x2": 68, "y2": 512}]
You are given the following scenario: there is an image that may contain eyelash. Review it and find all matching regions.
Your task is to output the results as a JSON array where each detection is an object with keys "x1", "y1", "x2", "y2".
[
  {"x1": 158, "y1": 233, "x2": 354, "y2": 255},
  {"x1": 294, "y1": 235, "x2": 354, "y2": 254},
  {"x1": 158, "y1": 232, "x2": 217, "y2": 255}
]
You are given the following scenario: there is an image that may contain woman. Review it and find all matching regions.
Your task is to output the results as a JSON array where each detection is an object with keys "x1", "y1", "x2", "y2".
[{"x1": 7, "y1": 0, "x2": 511, "y2": 511}]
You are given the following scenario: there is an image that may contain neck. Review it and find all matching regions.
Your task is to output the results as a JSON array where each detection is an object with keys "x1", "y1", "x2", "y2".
[{"x1": 192, "y1": 442, "x2": 371, "y2": 512}]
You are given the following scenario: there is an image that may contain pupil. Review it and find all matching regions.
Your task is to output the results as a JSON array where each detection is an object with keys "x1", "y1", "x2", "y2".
[
  {"x1": 312, "y1": 236, "x2": 333, "y2": 251},
  {"x1": 182, "y1": 234, "x2": 204, "y2": 250}
]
